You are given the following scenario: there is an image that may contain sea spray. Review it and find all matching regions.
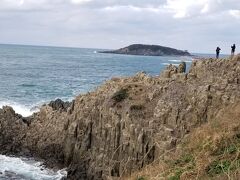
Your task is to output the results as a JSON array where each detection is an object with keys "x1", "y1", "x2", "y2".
[
  {"x1": 169, "y1": 59, "x2": 193, "y2": 63},
  {"x1": 0, "y1": 101, "x2": 38, "y2": 117},
  {"x1": 0, "y1": 155, "x2": 67, "y2": 180}
]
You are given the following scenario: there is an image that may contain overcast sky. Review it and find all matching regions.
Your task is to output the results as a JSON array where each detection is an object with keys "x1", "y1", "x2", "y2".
[{"x1": 0, "y1": 0, "x2": 239, "y2": 53}]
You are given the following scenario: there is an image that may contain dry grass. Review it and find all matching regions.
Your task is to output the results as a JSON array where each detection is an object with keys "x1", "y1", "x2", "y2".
[{"x1": 126, "y1": 103, "x2": 240, "y2": 180}]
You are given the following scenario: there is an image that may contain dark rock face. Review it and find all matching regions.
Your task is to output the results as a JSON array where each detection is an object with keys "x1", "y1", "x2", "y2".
[
  {"x1": 48, "y1": 99, "x2": 72, "y2": 112},
  {"x1": 0, "y1": 56, "x2": 240, "y2": 179},
  {"x1": 100, "y1": 44, "x2": 191, "y2": 56},
  {"x1": 178, "y1": 61, "x2": 186, "y2": 73},
  {"x1": 0, "y1": 106, "x2": 26, "y2": 154}
]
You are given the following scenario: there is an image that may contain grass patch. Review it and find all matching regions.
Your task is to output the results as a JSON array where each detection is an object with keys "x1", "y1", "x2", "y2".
[
  {"x1": 206, "y1": 136, "x2": 240, "y2": 176},
  {"x1": 127, "y1": 104, "x2": 240, "y2": 180},
  {"x1": 211, "y1": 135, "x2": 240, "y2": 156},
  {"x1": 168, "y1": 169, "x2": 183, "y2": 180},
  {"x1": 112, "y1": 89, "x2": 128, "y2": 102},
  {"x1": 166, "y1": 154, "x2": 195, "y2": 180},
  {"x1": 137, "y1": 177, "x2": 146, "y2": 180},
  {"x1": 226, "y1": 145, "x2": 238, "y2": 154},
  {"x1": 206, "y1": 160, "x2": 231, "y2": 176},
  {"x1": 207, "y1": 158, "x2": 240, "y2": 177},
  {"x1": 173, "y1": 154, "x2": 194, "y2": 165},
  {"x1": 212, "y1": 144, "x2": 238, "y2": 156}
]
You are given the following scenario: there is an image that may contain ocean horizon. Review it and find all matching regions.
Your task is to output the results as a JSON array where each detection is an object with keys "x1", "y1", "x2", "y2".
[{"x1": 0, "y1": 43, "x2": 200, "y2": 117}]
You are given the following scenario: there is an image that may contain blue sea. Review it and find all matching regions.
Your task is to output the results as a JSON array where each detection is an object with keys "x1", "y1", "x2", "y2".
[
  {"x1": 1, "y1": 44, "x2": 223, "y2": 179},
  {"x1": 0, "y1": 44, "x2": 196, "y2": 117}
]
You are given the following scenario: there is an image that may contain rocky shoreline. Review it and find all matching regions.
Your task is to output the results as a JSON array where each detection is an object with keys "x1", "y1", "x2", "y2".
[{"x1": 0, "y1": 55, "x2": 240, "y2": 179}]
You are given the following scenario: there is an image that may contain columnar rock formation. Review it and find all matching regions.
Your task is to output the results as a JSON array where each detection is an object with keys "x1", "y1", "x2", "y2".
[{"x1": 0, "y1": 55, "x2": 239, "y2": 179}]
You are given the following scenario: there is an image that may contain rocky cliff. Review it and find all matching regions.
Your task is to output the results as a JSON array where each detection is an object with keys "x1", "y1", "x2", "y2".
[
  {"x1": 0, "y1": 55, "x2": 239, "y2": 179},
  {"x1": 100, "y1": 44, "x2": 191, "y2": 56}
]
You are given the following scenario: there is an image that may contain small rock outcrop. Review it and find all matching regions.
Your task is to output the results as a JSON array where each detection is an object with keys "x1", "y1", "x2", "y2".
[
  {"x1": 178, "y1": 61, "x2": 186, "y2": 73},
  {"x1": 48, "y1": 99, "x2": 72, "y2": 112},
  {"x1": 0, "y1": 55, "x2": 240, "y2": 179},
  {"x1": 161, "y1": 62, "x2": 186, "y2": 78}
]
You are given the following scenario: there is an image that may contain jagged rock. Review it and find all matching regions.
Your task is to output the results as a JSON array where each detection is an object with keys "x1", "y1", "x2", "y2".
[
  {"x1": 161, "y1": 64, "x2": 178, "y2": 78},
  {"x1": 0, "y1": 55, "x2": 240, "y2": 179},
  {"x1": 178, "y1": 62, "x2": 186, "y2": 73},
  {"x1": 48, "y1": 99, "x2": 71, "y2": 112}
]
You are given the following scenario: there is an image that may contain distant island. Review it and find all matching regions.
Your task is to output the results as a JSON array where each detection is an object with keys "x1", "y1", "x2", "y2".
[{"x1": 100, "y1": 44, "x2": 191, "y2": 56}]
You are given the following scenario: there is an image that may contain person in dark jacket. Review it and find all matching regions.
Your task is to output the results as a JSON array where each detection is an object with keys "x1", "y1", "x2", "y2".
[
  {"x1": 216, "y1": 47, "x2": 221, "y2": 59},
  {"x1": 231, "y1": 44, "x2": 236, "y2": 56}
]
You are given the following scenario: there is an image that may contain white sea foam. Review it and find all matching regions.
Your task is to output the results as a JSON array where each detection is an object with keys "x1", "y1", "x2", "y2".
[
  {"x1": 162, "y1": 63, "x2": 180, "y2": 66},
  {"x1": 169, "y1": 59, "x2": 192, "y2": 63},
  {"x1": 168, "y1": 59, "x2": 182, "y2": 62},
  {"x1": 0, "y1": 155, "x2": 67, "y2": 180},
  {"x1": 0, "y1": 101, "x2": 39, "y2": 117}
]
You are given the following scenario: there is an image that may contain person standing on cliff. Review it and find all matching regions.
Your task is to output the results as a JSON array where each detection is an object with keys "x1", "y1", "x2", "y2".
[
  {"x1": 216, "y1": 47, "x2": 221, "y2": 59},
  {"x1": 231, "y1": 44, "x2": 236, "y2": 56}
]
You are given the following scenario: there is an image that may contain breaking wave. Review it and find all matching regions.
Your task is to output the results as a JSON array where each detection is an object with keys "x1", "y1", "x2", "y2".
[
  {"x1": 0, "y1": 101, "x2": 39, "y2": 117},
  {"x1": 168, "y1": 59, "x2": 192, "y2": 63},
  {"x1": 0, "y1": 155, "x2": 67, "y2": 180}
]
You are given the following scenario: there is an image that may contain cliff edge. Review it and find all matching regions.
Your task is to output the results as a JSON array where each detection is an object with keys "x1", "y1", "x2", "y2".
[{"x1": 0, "y1": 55, "x2": 239, "y2": 179}]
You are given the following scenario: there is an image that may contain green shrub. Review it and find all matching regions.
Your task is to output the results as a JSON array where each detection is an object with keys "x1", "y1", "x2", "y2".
[
  {"x1": 212, "y1": 143, "x2": 238, "y2": 156},
  {"x1": 226, "y1": 145, "x2": 237, "y2": 154},
  {"x1": 207, "y1": 160, "x2": 231, "y2": 176},
  {"x1": 112, "y1": 89, "x2": 128, "y2": 102}
]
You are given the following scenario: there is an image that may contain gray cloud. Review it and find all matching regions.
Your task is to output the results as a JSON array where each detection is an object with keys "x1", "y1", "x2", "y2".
[{"x1": 0, "y1": 0, "x2": 239, "y2": 53}]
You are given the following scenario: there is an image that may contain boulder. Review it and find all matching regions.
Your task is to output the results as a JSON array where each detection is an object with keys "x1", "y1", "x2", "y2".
[{"x1": 48, "y1": 99, "x2": 71, "y2": 111}]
